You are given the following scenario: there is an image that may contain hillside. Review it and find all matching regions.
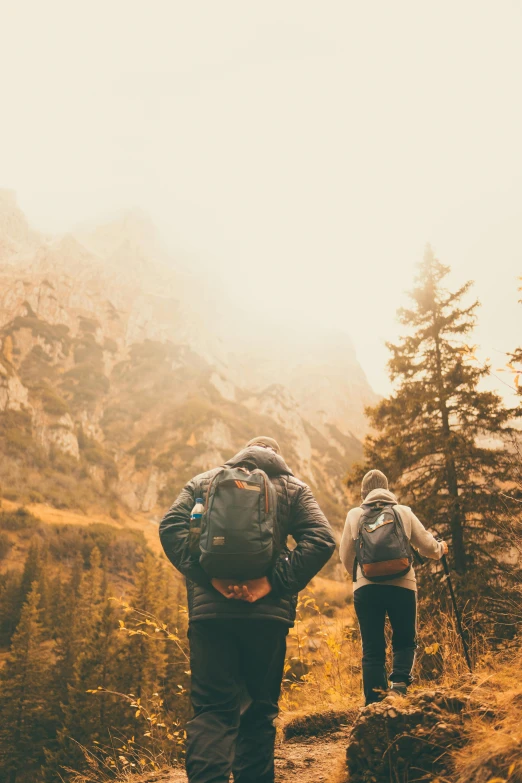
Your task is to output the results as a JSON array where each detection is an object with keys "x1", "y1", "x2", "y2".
[{"x1": 0, "y1": 190, "x2": 376, "y2": 545}]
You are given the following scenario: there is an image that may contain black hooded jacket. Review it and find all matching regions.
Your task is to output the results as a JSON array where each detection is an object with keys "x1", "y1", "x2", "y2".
[{"x1": 159, "y1": 446, "x2": 336, "y2": 626}]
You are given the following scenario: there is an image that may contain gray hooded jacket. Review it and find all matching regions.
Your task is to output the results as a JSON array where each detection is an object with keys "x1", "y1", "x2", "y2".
[{"x1": 339, "y1": 488, "x2": 444, "y2": 591}]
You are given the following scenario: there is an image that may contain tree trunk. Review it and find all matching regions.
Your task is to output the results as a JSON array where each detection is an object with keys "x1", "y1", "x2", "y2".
[
  {"x1": 443, "y1": 453, "x2": 466, "y2": 574},
  {"x1": 433, "y1": 326, "x2": 467, "y2": 573}
]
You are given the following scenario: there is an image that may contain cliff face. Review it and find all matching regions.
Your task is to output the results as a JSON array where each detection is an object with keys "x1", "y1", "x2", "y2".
[{"x1": 0, "y1": 191, "x2": 374, "y2": 535}]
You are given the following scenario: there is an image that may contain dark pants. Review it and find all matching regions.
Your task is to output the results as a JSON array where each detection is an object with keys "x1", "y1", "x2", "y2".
[
  {"x1": 354, "y1": 584, "x2": 417, "y2": 705},
  {"x1": 185, "y1": 620, "x2": 288, "y2": 783}
]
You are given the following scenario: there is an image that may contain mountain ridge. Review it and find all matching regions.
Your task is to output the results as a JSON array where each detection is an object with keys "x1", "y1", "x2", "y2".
[{"x1": 0, "y1": 192, "x2": 374, "y2": 545}]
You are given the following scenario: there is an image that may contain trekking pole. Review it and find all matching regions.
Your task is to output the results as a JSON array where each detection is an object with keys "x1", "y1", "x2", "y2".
[{"x1": 440, "y1": 553, "x2": 473, "y2": 673}]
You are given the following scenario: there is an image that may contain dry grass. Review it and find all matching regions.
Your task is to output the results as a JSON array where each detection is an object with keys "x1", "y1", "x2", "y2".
[
  {"x1": 279, "y1": 577, "x2": 480, "y2": 722},
  {"x1": 279, "y1": 583, "x2": 362, "y2": 716},
  {"x1": 453, "y1": 651, "x2": 522, "y2": 783}
]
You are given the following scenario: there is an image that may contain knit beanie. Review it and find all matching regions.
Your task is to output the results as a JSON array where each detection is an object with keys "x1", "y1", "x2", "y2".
[
  {"x1": 361, "y1": 469, "x2": 389, "y2": 500},
  {"x1": 246, "y1": 436, "x2": 281, "y2": 455}
]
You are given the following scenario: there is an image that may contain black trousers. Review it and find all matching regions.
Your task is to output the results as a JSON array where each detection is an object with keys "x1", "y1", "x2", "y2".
[
  {"x1": 185, "y1": 619, "x2": 288, "y2": 783},
  {"x1": 353, "y1": 584, "x2": 417, "y2": 705}
]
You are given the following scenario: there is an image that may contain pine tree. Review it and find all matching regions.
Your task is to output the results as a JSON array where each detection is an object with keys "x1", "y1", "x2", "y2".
[
  {"x1": 160, "y1": 569, "x2": 190, "y2": 721},
  {"x1": 47, "y1": 573, "x2": 64, "y2": 638},
  {"x1": 0, "y1": 570, "x2": 22, "y2": 645},
  {"x1": 507, "y1": 284, "x2": 522, "y2": 560},
  {"x1": 19, "y1": 537, "x2": 44, "y2": 600},
  {"x1": 116, "y1": 554, "x2": 167, "y2": 703},
  {"x1": 49, "y1": 556, "x2": 84, "y2": 711},
  {"x1": 350, "y1": 247, "x2": 521, "y2": 605},
  {"x1": 47, "y1": 602, "x2": 122, "y2": 777},
  {"x1": 44, "y1": 552, "x2": 121, "y2": 779},
  {"x1": 0, "y1": 585, "x2": 54, "y2": 783},
  {"x1": 35, "y1": 544, "x2": 51, "y2": 636},
  {"x1": 11, "y1": 538, "x2": 52, "y2": 641}
]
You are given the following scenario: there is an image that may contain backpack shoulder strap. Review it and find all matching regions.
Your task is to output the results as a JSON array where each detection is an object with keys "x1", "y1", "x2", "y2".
[
  {"x1": 392, "y1": 505, "x2": 425, "y2": 564},
  {"x1": 356, "y1": 503, "x2": 374, "y2": 531},
  {"x1": 390, "y1": 505, "x2": 417, "y2": 563},
  {"x1": 389, "y1": 504, "x2": 406, "y2": 531},
  {"x1": 203, "y1": 466, "x2": 225, "y2": 509},
  {"x1": 353, "y1": 505, "x2": 372, "y2": 581},
  {"x1": 189, "y1": 468, "x2": 224, "y2": 551}
]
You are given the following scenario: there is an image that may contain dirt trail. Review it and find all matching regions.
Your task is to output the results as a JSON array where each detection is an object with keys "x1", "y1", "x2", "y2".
[
  {"x1": 143, "y1": 731, "x2": 348, "y2": 783},
  {"x1": 274, "y1": 731, "x2": 348, "y2": 782}
]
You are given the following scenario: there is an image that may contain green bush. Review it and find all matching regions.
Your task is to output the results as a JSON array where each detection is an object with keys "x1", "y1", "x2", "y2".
[
  {"x1": 103, "y1": 338, "x2": 118, "y2": 353},
  {"x1": 9, "y1": 315, "x2": 70, "y2": 345},
  {"x1": 73, "y1": 334, "x2": 104, "y2": 364},
  {"x1": 0, "y1": 410, "x2": 35, "y2": 457},
  {"x1": 61, "y1": 364, "x2": 110, "y2": 408},
  {"x1": 0, "y1": 531, "x2": 12, "y2": 559},
  {"x1": 19, "y1": 346, "x2": 57, "y2": 387},
  {"x1": 49, "y1": 448, "x2": 78, "y2": 475},
  {"x1": 153, "y1": 452, "x2": 173, "y2": 472},
  {"x1": 0, "y1": 508, "x2": 40, "y2": 532},
  {"x1": 78, "y1": 317, "x2": 100, "y2": 334},
  {"x1": 134, "y1": 449, "x2": 151, "y2": 472},
  {"x1": 2, "y1": 490, "x2": 20, "y2": 502},
  {"x1": 40, "y1": 388, "x2": 70, "y2": 416},
  {"x1": 83, "y1": 446, "x2": 112, "y2": 468}
]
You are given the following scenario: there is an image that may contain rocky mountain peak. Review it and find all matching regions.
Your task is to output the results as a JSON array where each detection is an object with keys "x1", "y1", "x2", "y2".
[
  {"x1": 0, "y1": 190, "x2": 38, "y2": 260},
  {"x1": 77, "y1": 208, "x2": 168, "y2": 264},
  {"x1": 0, "y1": 198, "x2": 372, "y2": 532}
]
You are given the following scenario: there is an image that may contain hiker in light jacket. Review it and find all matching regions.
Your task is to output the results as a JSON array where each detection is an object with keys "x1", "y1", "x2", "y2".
[
  {"x1": 340, "y1": 469, "x2": 448, "y2": 705},
  {"x1": 159, "y1": 436, "x2": 335, "y2": 783}
]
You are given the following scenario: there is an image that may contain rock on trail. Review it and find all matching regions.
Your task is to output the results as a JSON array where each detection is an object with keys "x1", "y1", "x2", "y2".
[{"x1": 341, "y1": 689, "x2": 488, "y2": 783}]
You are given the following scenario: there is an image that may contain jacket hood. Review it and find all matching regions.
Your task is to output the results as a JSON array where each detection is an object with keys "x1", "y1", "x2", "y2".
[
  {"x1": 226, "y1": 446, "x2": 293, "y2": 478},
  {"x1": 362, "y1": 488, "x2": 398, "y2": 505}
]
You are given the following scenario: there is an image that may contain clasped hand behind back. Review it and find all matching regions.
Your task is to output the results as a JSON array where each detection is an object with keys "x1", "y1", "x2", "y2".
[{"x1": 211, "y1": 576, "x2": 272, "y2": 603}]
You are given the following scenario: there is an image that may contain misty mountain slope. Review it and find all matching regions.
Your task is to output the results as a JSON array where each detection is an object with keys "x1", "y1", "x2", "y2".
[{"x1": 0, "y1": 191, "x2": 374, "y2": 539}]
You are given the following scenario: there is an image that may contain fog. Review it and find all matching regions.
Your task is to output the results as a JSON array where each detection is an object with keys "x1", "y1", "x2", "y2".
[{"x1": 1, "y1": 0, "x2": 521, "y2": 397}]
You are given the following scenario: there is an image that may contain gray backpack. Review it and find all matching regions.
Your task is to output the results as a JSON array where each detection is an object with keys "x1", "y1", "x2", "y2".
[
  {"x1": 196, "y1": 466, "x2": 279, "y2": 581},
  {"x1": 354, "y1": 502, "x2": 413, "y2": 582}
]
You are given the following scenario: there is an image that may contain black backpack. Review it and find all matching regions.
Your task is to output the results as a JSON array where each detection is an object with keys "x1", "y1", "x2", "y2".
[
  {"x1": 354, "y1": 502, "x2": 413, "y2": 582},
  {"x1": 194, "y1": 466, "x2": 279, "y2": 581}
]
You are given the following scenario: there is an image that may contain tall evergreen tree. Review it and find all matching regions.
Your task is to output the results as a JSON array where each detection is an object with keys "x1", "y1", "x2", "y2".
[
  {"x1": 350, "y1": 247, "x2": 521, "y2": 604},
  {"x1": 47, "y1": 573, "x2": 64, "y2": 638},
  {"x1": 507, "y1": 283, "x2": 522, "y2": 559},
  {"x1": 0, "y1": 585, "x2": 53, "y2": 783},
  {"x1": 0, "y1": 570, "x2": 22, "y2": 645},
  {"x1": 19, "y1": 538, "x2": 44, "y2": 601},
  {"x1": 44, "y1": 552, "x2": 120, "y2": 779},
  {"x1": 160, "y1": 569, "x2": 190, "y2": 721},
  {"x1": 116, "y1": 554, "x2": 167, "y2": 703},
  {"x1": 49, "y1": 556, "x2": 85, "y2": 710}
]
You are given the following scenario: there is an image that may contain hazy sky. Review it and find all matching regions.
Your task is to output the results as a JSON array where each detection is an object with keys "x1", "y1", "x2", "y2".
[{"x1": 1, "y1": 1, "x2": 521, "y2": 397}]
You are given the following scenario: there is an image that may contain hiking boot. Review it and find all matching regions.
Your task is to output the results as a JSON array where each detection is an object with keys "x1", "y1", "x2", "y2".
[{"x1": 388, "y1": 681, "x2": 408, "y2": 696}]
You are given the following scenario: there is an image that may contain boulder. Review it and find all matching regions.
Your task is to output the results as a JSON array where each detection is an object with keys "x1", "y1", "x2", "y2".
[{"x1": 342, "y1": 690, "x2": 477, "y2": 782}]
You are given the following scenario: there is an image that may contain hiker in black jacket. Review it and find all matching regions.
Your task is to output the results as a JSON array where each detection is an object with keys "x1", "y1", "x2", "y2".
[{"x1": 159, "y1": 436, "x2": 335, "y2": 783}]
